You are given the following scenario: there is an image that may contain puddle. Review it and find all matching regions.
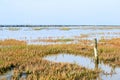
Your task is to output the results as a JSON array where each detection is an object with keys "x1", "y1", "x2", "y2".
[
  {"x1": 0, "y1": 69, "x2": 13, "y2": 80},
  {"x1": 20, "y1": 72, "x2": 28, "y2": 79},
  {"x1": 0, "y1": 69, "x2": 27, "y2": 80},
  {"x1": 44, "y1": 53, "x2": 120, "y2": 80}
]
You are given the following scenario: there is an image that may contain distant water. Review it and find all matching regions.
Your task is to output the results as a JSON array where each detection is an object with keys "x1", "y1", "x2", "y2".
[{"x1": 0, "y1": 27, "x2": 120, "y2": 45}]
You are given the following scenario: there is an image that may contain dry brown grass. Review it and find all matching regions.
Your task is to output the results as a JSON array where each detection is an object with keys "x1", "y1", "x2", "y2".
[
  {"x1": 0, "y1": 39, "x2": 98, "y2": 80},
  {"x1": 99, "y1": 38, "x2": 120, "y2": 66},
  {"x1": 59, "y1": 27, "x2": 71, "y2": 30},
  {"x1": 1, "y1": 38, "x2": 120, "y2": 79},
  {"x1": 0, "y1": 39, "x2": 26, "y2": 46},
  {"x1": 74, "y1": 34, "x2": 90, "y2": 39}
]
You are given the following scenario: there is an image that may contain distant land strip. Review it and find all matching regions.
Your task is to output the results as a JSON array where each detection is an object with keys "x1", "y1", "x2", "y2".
[{"x1": 0, "y1": 25, "x2": 120, "y2": 27}]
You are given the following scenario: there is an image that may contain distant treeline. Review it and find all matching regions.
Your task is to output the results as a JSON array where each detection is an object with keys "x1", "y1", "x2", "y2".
[{"x1": 0, "y1": 25, "x2": 120, "y2": 27}]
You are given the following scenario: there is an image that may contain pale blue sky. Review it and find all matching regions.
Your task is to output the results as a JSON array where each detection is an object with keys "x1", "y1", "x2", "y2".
[{"x1": 0, "y1": 0, "x2": 120, "y2": 25}]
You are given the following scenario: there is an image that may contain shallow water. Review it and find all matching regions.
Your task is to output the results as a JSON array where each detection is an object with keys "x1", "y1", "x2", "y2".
[
  {"x1": 0, "y1": 69, "x2": 13, "y2": 80},
  {"x1": 0, "y1": 27, "x2": 120, "y2": 45},
  {"x1": 0, "y1": 70, "x2": 27, "y2": 80},
  {"x1": 44, "y1": 53, "x2": 120, "y2": 80}
]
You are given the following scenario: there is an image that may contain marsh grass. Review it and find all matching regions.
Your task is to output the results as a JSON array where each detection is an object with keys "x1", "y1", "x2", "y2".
[
  {"x1": 74, "y1": 34, "x2": 90, "y2": 39},
  {"x1": 11, "y1": 58, "x2": 99, "y2": 80},
  {"x1": 0, "y1": 38, "x2": 120, "y2": 79},
  {"x1": 31, "y1": 38, "x2": 74, "y2": 43},
  {"x1": 0, "y1": 39, "x2": 26, "y2": 46},
  {"x1": 98, "y1": 38, "x2": 120, "y2": 66},
  {"x1": 59, "y1": 27, "x2": 71, "y2": 30},
  {"x1": 31, "y1": 27, "x2": 45, "y2": 30},
  {"x1": 56, "y1": 38, "x2": 74, "y2": 42},
  {"x1": 6, "y1": 27, "x2": 20, "y2": 31},
  {"x1": 0, "y1": 39, "x2": 98, "y2": 79}
]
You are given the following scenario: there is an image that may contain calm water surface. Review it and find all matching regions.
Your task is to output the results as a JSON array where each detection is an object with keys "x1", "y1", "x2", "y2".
[
  {"x1": 44, "y1": 53, "x2": 120, "y2": 80},
  {"x1": 0, "y1": 27, "x2": 120, "y2": 45}
]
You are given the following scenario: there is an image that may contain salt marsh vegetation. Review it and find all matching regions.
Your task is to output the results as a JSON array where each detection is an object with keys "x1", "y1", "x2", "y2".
[{"x1": 0, "y1": 26, "x2": 120, "y2": 80}]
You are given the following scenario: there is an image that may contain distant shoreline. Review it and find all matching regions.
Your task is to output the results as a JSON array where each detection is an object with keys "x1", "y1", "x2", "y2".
[{"x1": 0, "y1": 25, "x2": 120, "y2": 27}]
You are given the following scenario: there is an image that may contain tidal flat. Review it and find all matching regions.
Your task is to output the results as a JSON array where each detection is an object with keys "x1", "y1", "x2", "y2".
[{"x1": 0, "y1": 26, "x2": 120, "y2": 80}]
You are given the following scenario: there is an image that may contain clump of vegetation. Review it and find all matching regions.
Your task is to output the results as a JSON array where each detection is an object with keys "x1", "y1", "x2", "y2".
[
  {"x1": 31, "y1": 27, "x2": 44, "y2": 30},
  {"x1": 6, "y1": 27, "x2": 21, "y2": 31},
  {"x1": 74, "y1": 34, "x2": 90, "y2": 39},
  {"x1": 98, "y1": 38, "x2": 120, "y2": 66},
  {"x1": 0, "y1": 39, "x2": 26, "y2": 46},
  {"x1": 31, "y1": 38, "x2": 74, "y2": 42},
  {"x1": 59, "y1": 27, "x2": 71, "y2": 30},
  {"x1": 56, "y1": 38, "x2": 74, "y2": 42}
]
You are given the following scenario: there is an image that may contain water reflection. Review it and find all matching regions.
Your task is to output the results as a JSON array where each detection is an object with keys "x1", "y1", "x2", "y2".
[
  {"x1": 95, "y1": 58, "x2": 99, "y2": 70},
  {"x1": 44, "y1": 53, "x2": 120, "y2": 80},
  {"x1": 0, "y1": 70, "x2": 27, "y2": 80},
  {"x1": 0, "y1": 68, "x2": 13, "y2": 80}
]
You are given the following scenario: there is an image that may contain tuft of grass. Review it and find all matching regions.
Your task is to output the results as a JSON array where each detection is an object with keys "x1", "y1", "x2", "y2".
[
  {"x1": 6, "y1": 27, "x2": 20, "y2": 31},
  {"x1": 31, "y1": 27, "x2": 44, "y2": 30},
  {"x1": 0, "y1": 39, "x2": 26, "y2": 46},
  {"x1": 31, "y1": 38, "x2": 74, "y2": 42},
  {"x1": 56, "y1": 38, "x2": 74, "y2": 42},
  {"x1": 59, "y1": 27, "x2": 71, "y2": 30},
  {"x1": 75, "y1": 34, "x2": 90, "y2": 38}
]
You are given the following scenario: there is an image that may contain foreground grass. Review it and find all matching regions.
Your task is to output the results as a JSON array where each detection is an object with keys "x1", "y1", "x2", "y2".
[
  {"x1": 0, "y1": 38, "x2": 120, "y2": 79},
  {"x1": 12, "y1": 59, "x2": 98, "y2": 80},
  {"x1": 0, "y1": 40, "x2": 98, "y2": 80}
]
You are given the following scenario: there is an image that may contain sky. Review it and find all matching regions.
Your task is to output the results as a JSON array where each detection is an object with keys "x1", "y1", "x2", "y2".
[{"x1": 0, "y1": 0, "x2": 120, "y2": 25}]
